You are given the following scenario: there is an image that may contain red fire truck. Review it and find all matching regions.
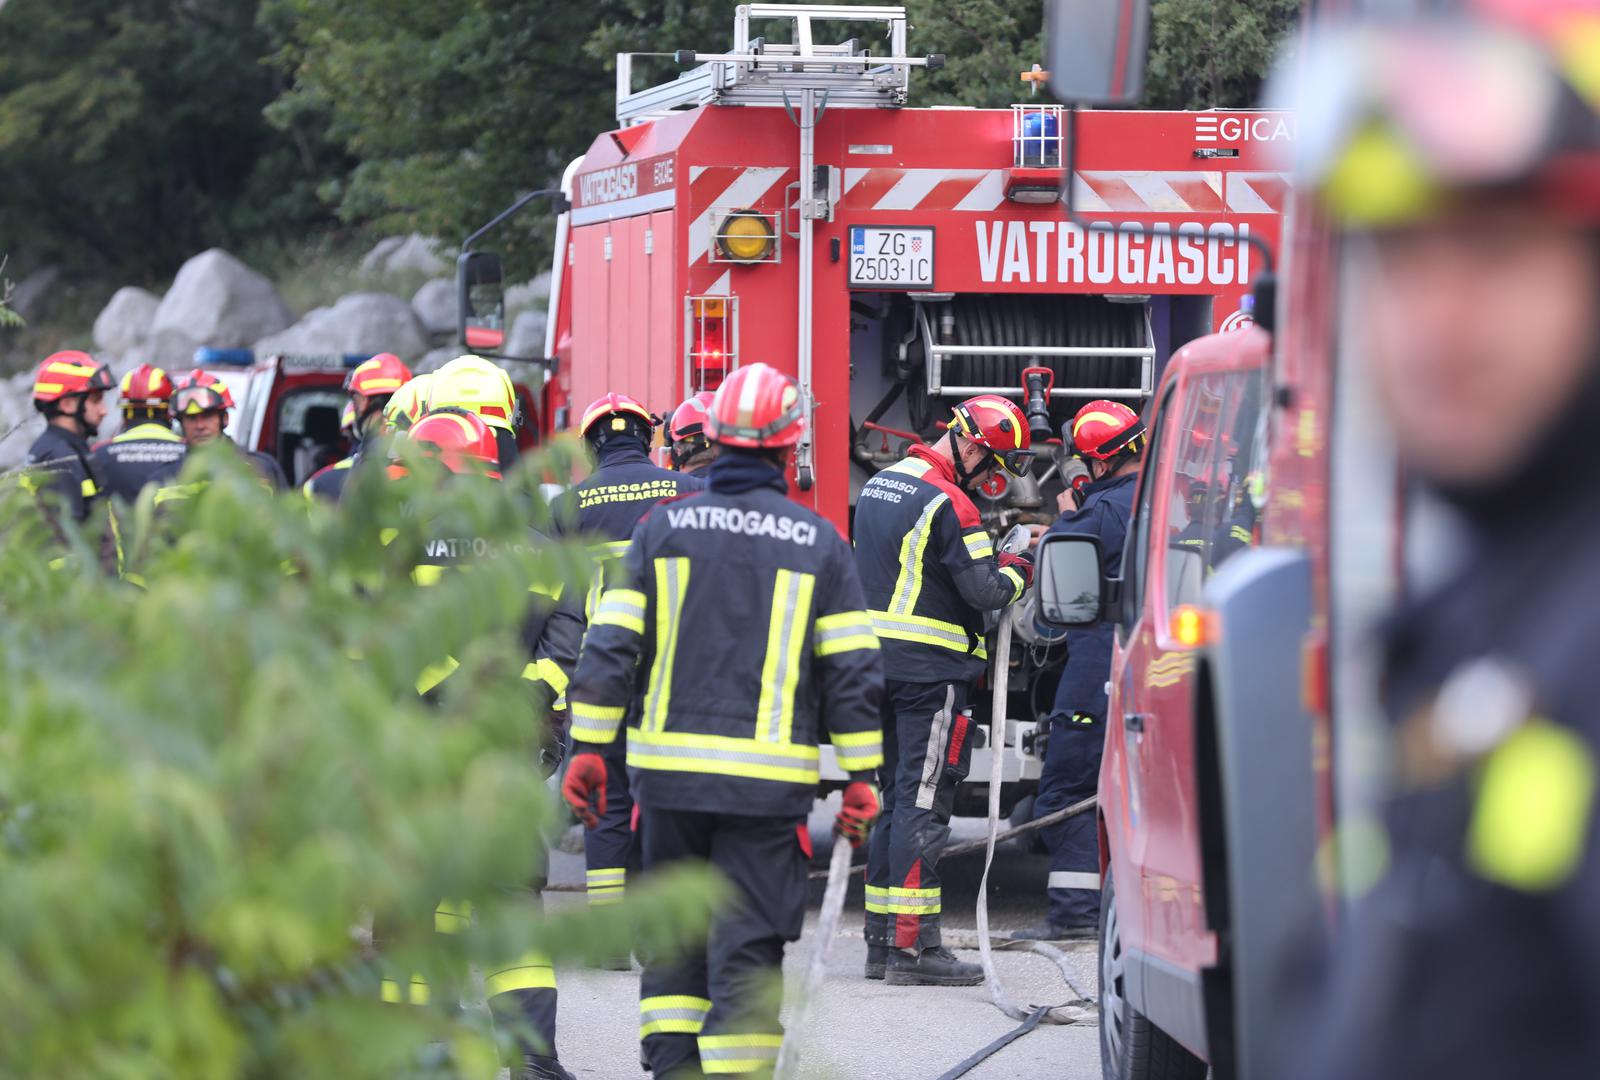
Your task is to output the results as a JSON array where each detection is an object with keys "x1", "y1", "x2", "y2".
[{"x1": 459, "y1": 2, "x2": 1286, "y2": 804}]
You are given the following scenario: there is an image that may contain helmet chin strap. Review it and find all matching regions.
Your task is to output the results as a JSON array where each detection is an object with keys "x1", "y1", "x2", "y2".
[{"x1": 948, "y1": 429, "x2": 985, "y2": 491}]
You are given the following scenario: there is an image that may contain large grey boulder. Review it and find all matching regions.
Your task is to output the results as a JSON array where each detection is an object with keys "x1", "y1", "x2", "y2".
[
  {"x1": 411, "y1": 278, "x2": 457, "y2": 338},
  {"x1": 504, "y1": 309, "x2": 548, "y2": 360},
  {"x1": 147, "y1": 249, "x2": 293, "y2": 366},
  {"x1": 414, "y1": 347, "x2": 460, "y2": 375},
  {"x1": 254, "y1": 292, "x2": 428, "y2": 362},
  {"x1": 10, "y1": 266, "x2": 60, "y2": 322},
  {"x1": 505, "y1": 271, "x2": 552, "y2": 315},
  {"x1": 0, "y1": 370, "x2": 42, "y2": 469},
  {"x1": 93, "y1": 286, "x2": 162, "y2": 358},
  {"x1": 362, "y1": 234, "x2": 448, "y2": 278}
]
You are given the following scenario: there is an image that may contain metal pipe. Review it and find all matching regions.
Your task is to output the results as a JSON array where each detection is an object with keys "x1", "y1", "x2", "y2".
[
  {"x1": 796, "y1": 86, "x2": 816, "y2": 489},
  {"x1": 936, "y1": 385, "x2": 1155, "y2": 398},
  {"x1": 927, "y1": 344, "x2": 1153, "y2": 357}
]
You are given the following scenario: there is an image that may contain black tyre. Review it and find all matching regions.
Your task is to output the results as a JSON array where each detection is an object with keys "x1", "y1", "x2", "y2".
[{"x1": 1099, "y1": 868, "x2": 1209, "y2": 1080}]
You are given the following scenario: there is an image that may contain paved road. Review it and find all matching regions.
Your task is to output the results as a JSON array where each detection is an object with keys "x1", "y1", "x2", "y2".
[{"x1": 544, "y1": 794, "x2": 1104, "y2": 1080}]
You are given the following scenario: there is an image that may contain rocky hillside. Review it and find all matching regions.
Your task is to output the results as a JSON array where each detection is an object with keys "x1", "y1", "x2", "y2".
[{"x1": 0, "y1": 238, "x2": 548, "y2": 468}]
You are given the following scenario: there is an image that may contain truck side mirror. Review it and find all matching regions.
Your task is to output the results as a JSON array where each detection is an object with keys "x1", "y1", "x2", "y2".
[
  {"x1": 1046, "y1": 0, "x2": 1152, "y2": 105},
  {"x1": 1037, "y1": 532, "x2": 1117, "y2": 627},
  {"x1": 458, "y1": 251, "x2": 506, "y2": 353}
]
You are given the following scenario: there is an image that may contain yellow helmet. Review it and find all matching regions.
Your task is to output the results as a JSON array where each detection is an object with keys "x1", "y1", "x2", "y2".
[
  {"x1": 428, "y1": 354, "x2": 519, "y2": 432},
  {"x1": 383, "y1": 372, "x2": 434, "y2": 432}
]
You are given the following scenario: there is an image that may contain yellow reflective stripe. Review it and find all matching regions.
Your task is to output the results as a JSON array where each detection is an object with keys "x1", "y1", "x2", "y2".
[
  {"x1": 628, "y1": 727, "x2": 820, "y2": 785},
  {"x1": 814, "y1": 610, "x2": 879, "y2": 657},
  {"x1": 869, "y1": 611, "x2": 986, "y2": 660},
  {"x1": 1467, "y1": 719, "x2": 1596, "y2": 893},
  {"x1": 570, "y1": 701, "x2": 625, "y2": 744},
  {"x1": 379, "y1": 527, "x2": 398, "y2": 545},
  {"x1": 640, "y1": 995, "x2": 711, "y2": 1038},
  {"x1": 864, "y1": 884, "x2": 891, "y2": 914},
  {"x1": 830, "y1": 727, "x2": 885, "y2": 772},
  {"x1": 435, "y1": 899, "x2": 473, "y2": 934},
  {"x1": 380, "y1": 975, "x2": 430, "y2": 1005},
  {"x1": 594, "y1": 587, "x2": 647, "y2": 635},
  {"x1": 416, "y1": 656, "x2": 459, "y2": 694},
  {"x1": 587, "y1": 867, "x2": 626, "y2": 904},
  {"x1": 698, "y1": 1033, "x2": 783, "y2": 1074},
  {"x1": 872, "y1": 886, "x2": 941, "y2": 914},
  {"x1": 1000, "y1": 565, "x2": 1025, "y2": 602},
  {"x1": 112, "y1": 424, "x2": 182, "y2": 444},
  {"x1": 80, "y1": 478, "x2": 97, "y2": 498},
  {"x1": 485, "y1": 952, "x2": 556, "y2": 996},
  {"x1": 889, "y1": 493, "x2": 948, "y2": 616},
  {"x1": 413, "y1": 564, "x2": 446, "y2": 586},
  {"x1": 523, "y1": 657, "x2": 569, "y2": 698},
  {"x1": 757, "y1": 569, "x2": 814, "y2": 745},
  {"x1": 963, "y1": 530, "x2": 994, "y2": 560},
  {"x1": 883, "y1": 458, "x2": 933, "y2": 480},
  {"x1": 642, "y1": 557, "x2": 689, "y2": 734}
]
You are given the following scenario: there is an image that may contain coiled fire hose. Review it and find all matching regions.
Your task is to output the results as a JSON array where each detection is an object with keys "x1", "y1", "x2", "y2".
[{"x1": 773, "y1": 837, "x2": 855, "y2": 1080}]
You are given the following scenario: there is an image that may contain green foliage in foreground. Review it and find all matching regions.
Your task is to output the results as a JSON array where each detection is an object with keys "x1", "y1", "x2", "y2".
[{"x1": 0, "y1": 440, "x2": 722, "y2": 1079}]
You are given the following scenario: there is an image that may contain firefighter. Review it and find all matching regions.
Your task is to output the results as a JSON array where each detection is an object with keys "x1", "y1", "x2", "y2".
[
  {"x1": 1284, "y1": 8, "x2": 1600, "y2": 1079},
  {"x1": 1011, "y1": 400, "x2": 1144, "y2": 941},
  {"x1": 304, "y1": 352, "x2": 412, "y2": 500},
  {"x1": 427, "y1": 355, "x2": 523, "y2": 471},
  {"x1": 91, "y1": 364, "x2": 185, "y2": 504},
  {"x1": 382, "y1": 372, "x2": 433, "y2": 434},
  {"x1": 23, "y1": 350, "x2": 114, "y2": 523},
  {"x1": 667, "y1": 391, "x2": 718, "y2": 475},
  {"x1": 396, "y1": 409, "x2": 581, "y2": 1080},
  {"x1": 562, "y1": 363, "x2": 884, "y2": 1078},
  {"x1": 165, "y1": 371, "x2": 287, "y2": 489},
  {"x1": 853, "y1": 395, "x2": 1036, "y2": 985},
  {"x1": 557, "y1": 393, "x2": 703, "y2": 920}
]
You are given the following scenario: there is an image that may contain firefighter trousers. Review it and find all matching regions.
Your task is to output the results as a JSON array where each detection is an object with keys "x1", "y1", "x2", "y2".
[
  {"x1": 583, "y1": 737, "x2": 638, "y2": 907},
  {"x1": 1034, "y1": 709, "x2": 1104, "y2": 926},
  {"x1": 864, "y1": 679, "x2": 974, "y2": 952},
  {"x1": 381, "y1": 869, "x2": 559, "y2": 1062},
  {"x1": 638, "y1": 807, "x2": 807, "y2": 1077}
]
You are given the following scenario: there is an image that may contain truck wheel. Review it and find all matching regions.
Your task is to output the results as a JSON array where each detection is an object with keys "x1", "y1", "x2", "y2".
[{"x1": 1099, "y1": 868, "x2": 1208, "y2": 1080}]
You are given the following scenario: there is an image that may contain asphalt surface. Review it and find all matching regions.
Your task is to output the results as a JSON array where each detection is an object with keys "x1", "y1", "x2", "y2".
[{"x1": 545, "y1": 794, "x2": 1104, "y2": 1079}]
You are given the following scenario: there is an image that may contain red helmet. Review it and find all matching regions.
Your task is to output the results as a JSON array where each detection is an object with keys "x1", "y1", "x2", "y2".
[
  {"x1": 32, "y1": 351, "x2": 113, "y2": 406},
  {"x1": 1071, "y1": 400, "x2": 1146, "y2": 460},
  {"x1": 119, "y1": 364, "x2": 174, "y2": 407},
  {"x1": 172, "y1": 370, "x2": 236, "y2": 416},
  {"x1": 579, "y1": 393, "x2": 655, "y2": 441},
  {"x1": 706, "y1": 363, "x2": 805, "y2": 449},
  {"x1": 668, "y1": 391, "x2": 717, "y2": 468},
  {"x1": 948, "y1": 395, "x2": 1034, "y2": 476},
  {"x1": 345, "y1": 352, "x2": 413, "y2": 397},
  {"x1": 409, "y1": 410, "x2": 501, "y2": 478}
]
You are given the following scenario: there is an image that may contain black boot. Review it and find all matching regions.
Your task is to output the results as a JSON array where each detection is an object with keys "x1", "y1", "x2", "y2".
[
  {"x1": 884, "y1": 945, "x2": 984, "y2": 987},
  {"x1": 865, "y1": 944, "x2": 888, "y2": 980},
  {"x1": 517, "y1": 1054, "x2": 576, "y2": 1080}
]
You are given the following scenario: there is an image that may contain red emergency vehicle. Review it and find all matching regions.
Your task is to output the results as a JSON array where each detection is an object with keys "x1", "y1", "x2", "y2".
[{"x1": 460, "y1": 2, "x2": 1287, "y2": 804}]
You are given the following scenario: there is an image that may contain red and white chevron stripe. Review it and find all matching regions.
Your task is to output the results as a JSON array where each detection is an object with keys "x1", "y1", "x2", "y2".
[{"x1": 839, "y1": 168, "x2": 1290, "y2": 215}]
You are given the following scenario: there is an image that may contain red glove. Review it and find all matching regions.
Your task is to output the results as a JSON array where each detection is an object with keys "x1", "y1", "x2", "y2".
[
  {"x1": 834, "y1": 781, "x2": 881, "y2": 848},
  {"x1": 999, "y1": 549, "x2": 1034, "y2": 587},
  {"x1": 562, "y1": 753, "x2": 608, "y2": 829}
]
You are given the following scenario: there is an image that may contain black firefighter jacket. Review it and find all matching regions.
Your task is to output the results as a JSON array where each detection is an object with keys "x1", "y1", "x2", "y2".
[{"x1": 567, "y1": 456, "x2": 884, "y2": 818}]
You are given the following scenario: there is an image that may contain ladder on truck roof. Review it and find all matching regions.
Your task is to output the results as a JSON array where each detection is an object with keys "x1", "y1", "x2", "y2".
[{"x1": 614, "y1": 4, "x2": 943, "y2": 127}]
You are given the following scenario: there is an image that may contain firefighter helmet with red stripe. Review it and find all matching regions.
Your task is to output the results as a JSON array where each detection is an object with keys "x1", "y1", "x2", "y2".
[
  {"x1": 410, "y1": 410, "x2": 501, "y2": 478},
  {"x1": 668, "y1": 390, "x2": 717, "y2": 468},
  {"x1": 1071, "y1": 400, "x2": 1146, "y2": 460},
  {"x1": 172, "y1": 370, "x2": 236, "y2": 415},
  {"x1": 119, "y1": 363, "x2": 174, "y2": 406},
  {"x1": 429, "y1": 355, "x2": 519, "y2": 431},
  {"x1": 579, "y1": 392, "x2": 656, "y2": 442},
  {"x1": 948, "y1": 395, "x2": 1034, "y2": 476},
  {"x1": 345, "y1": 352, "x2": 412, "y2": 397},
  {"x1": 706, "y1": 364, "x2": 805, "y2": 449},
  {"x1": 384, "y1": 372, "x2": 433, "y2": 432},
  {"x1": 32, "y1": 351, "x2": 113, "y2": 406}
]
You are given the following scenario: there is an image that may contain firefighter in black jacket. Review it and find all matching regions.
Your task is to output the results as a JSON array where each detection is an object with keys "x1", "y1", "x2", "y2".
[
  {"x1": 92, "y1": 364, "x2": 185, "y2": 504},
  {"x1": 393, "y1": 410, "x2": 582, "y2": 1080},
  {"x1": 563, "y1": 364, "x2": 884, "y2": 1079},
  {"x1": 23, "y1": 350, "x2": 114, "y2": 523},
  {"x1": 1285, "y1": 10, "x2": 1600, "y2": 1080},
  {"x1": 556, "y1": 393, "x2": 702, "y2": 917},
  {"x1": 163, "y1": 371, "x2": 287, "y2": 489},
  {"x1": 304, "y1": 352, "x2": 412, "y2": 501},
  {"x1": 853, "y1": 394, "x2": 1037, "y2": 986}
]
